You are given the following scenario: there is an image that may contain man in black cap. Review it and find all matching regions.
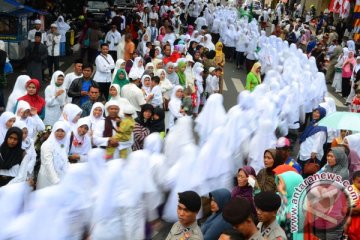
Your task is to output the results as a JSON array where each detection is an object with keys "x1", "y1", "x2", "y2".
[
  {"x1": 25, "y1": 31, "x2": 48, "y2": 82},
  {"x1": 254, "y1": 191, "x2": 287, "y2": 239},
  {"x1": 222, "y1": 198, "x2": 263, "y2": 240},
  {"x1": 165, "y1": 190, "x2": 204, "y2": 240}
]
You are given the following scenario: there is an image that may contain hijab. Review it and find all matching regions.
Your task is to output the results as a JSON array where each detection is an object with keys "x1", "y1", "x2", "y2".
[
  {"x1": 46, "y1": 121, "x2": 70, "y2": 177},
  {"x1": 250, "y1": 62, "x2": 261, "y2": 83},
  {"x1": 49, "y1": 71, "x2": 66, "y2": 105},
  {"x1": 59, "y1": 104, "x2": 83, "y2": 132},
  {"x1": 149, "y1": 107, "x2": 165, "y2": 133},
  {"x1": 6, "y1": 75, "x2": 30, "y2": 112},
  {"x1": 12, "y1": 120, "x2": 32, "y2": 151},
  {"x1": 18, "y1": 79, "x2": 46, "y2": 115},
  {"x1": 299, "y1": 106, "x2": 327, "y2": 144},
  {"x1": 0, "y1": 112, "x2": 16, "y2": 145},
  {"x1": 129, "y1": 57, "x2": 144, "y2": 78},
  {"x1": 0, "y1": 127, "x2": 24, "y2": 170},
  {"x1": 177, "y1": 61, "x2": 187, "y2": 87},
  {"x1": 141, "y1": 74, "x2": 152, "y2": 95},
  {"x1": 323, "y1": 147, "x2": 349, "y2": 180},
  {"x1": 165, "y1": 62, "x2": 179, "y2": 85},
  {"x1": 112, "y1": 69, "x2": 129, "y2": 89},
  {"x1": 112, "y1": 59, "x2": 127, "y2": 81},
  {"x1": 103, "y1": 100, "x2": 120, "y2": 137},
  {"x1": 108, "y1": 84, "x2": 121, "y2": 101},
  {"x1": 135, "y1": 104, "x2": 154, "y2": 128},
  {"x1": 152, "y1": 58, "x2": 163, "y2": 73},
  {"x1": 87, "y1": 102, "x2": 105, "y2": 128},
  {"x1": 72, "y1": 118, "x2": 90, "y2": 151},
  {"x1": 231, "y1": 166, "x2": 256, "y2": 200},
  {"x1": 203, "y1": 34, "x2": 215, "y2": 51},
  {"x1": 215, "y1": 42, "x2": 224, "y2": 58}
]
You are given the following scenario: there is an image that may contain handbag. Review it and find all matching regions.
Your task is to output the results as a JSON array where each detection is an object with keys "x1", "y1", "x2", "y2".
[
  {"x1": 4, "y1": 61, "x2": 13, "y2": 74},
  {"x1": 303, "y1": 158, "x2": 320, "y2": 175}
]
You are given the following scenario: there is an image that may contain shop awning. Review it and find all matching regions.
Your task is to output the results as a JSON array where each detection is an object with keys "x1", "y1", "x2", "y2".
[{"x1": 0, "y1": 0, "x2": 48, "y2": 15}]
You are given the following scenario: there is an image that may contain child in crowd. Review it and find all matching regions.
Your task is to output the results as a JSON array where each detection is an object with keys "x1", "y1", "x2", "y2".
[
  {"x1": 182, "y1": 86, "x2": 193, "y2": 116},
  {"x1": 205, "y1": 67, "x2": 220, "y2": 97},
  {"x1": 350, "y1": 88, "x2": 360, "y2": 113},
  {"x1": 150, "y1": 76, "x2": 163, "y2": 108},
  {"x1": 105, "y1": 104, "x2": 136, "y2": 159},
  {"x1": 345, "y1": 170, "x2": 360, "y2": 239}
]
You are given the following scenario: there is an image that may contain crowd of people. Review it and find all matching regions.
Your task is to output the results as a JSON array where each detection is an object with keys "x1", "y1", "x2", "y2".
[{"x1": 0, "y1": 0, "x2": 360, "y2": 239}]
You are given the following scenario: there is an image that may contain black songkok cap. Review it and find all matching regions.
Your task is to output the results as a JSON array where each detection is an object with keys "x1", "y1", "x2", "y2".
[
  {"x1": 222, "y1": 198, "x2": 252, "y2": 225},
  {"x1": 254, "y1": 191, "x2": 281, "y2": 212},
  {"x1": 178, "y1": 191, "x2": 201, "y2": 212},
  {"x1": 35, "y1": 32, "x2": 42, "y2": 37}
]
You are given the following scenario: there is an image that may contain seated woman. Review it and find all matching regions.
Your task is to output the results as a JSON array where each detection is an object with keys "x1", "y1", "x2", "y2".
[
  {"x1": 5, "y1": 121, "x2": 37, "y2": 184},
  {"x1": 0, "y1": 127, "x2": 25, "y2": 186},
  {"x1": 201, "y1": 188, "x2": 232, "y2": 240},
  {"x1": 17, "y1": 79, "x2": 46, "y2": 120},
  {"x1": 245, "y1": 62, "x2": 261, "y2": 92},
  {"x1": 132, "y1": 104, "x2": 154, "y2": 151},
  {"x1": 15, "y1": 100, "x2": 45, "y2": 140},
  {"x1": 37, "y1": 121, "x2": 70, "y2": 189},
  {"x1": 44, "y1": 71, "x2": 67, "y2": 126},
  {"x1": 168, "y1": 86, "x2": 186, "y2": 130},
  {"x1": 255, "y1": 149, "x2": 282, "y2": 193},
  {"x1": 68, "y1": 118, "x2": 91, "y2": 163}
]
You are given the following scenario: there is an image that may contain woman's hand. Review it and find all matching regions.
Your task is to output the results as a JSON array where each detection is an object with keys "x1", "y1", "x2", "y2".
[{"x1": 56, "y1": 89, "x2": 65, "y2": 97}]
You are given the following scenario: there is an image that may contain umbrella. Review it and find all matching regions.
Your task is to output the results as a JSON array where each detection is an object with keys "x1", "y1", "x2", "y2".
[{"x1": 318, "y1": 111, "x2": 360, "y2": 132}]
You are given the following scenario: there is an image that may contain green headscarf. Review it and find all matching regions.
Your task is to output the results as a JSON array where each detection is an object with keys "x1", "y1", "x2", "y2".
[
  {"x1": 113, "y1": 69, "x2": 129, "y2": 88},
  {"x1": 177, "y1": 61, "x2": 186, "y2": 87},
  {"x1": 276, "y1": 171, "x2": 304, "y2": 240}
]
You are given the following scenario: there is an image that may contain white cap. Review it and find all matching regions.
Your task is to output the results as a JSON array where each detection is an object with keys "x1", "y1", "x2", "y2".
[
  {"x1": 50, "y1": 23, "x2": 57, "y2": 28},
  {"x1": 209, "y1": 67, "x2": 216, "y2": 73},
  {"x1": 34, "y1": 19, "x2": 42, "y2": 24},
  {"x1": 153, "y1": 41, "x2": 160, "y2": 46},
  {"x1": 122, "y1": 104, "x2": 136, "y2": 115}
]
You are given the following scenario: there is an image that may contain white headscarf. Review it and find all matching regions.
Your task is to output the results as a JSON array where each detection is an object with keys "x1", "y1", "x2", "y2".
[
  {"x1": 71, "y1": 117, "x2": 91, "y2": 156},
  {"x1": 129, "y1": 57, "x2": 144, "y2": 79},
  {"x1": 49, "y1": 70, "x2": 67, "y2": 105},
  {"x1": 0, "y1": 111, "x2": 16, "y2": 145},
  {"x1": 12, "y1": 120, "x2": 32, "y2": 150},
  {"x1": 55, "y1": 16, "x2": 70, "y2": 42},
  {"x1": 203, "y1": 34, "x2": 215, "y2": 51},
  {"x1": 112, "y1": 59, "x2": 127, "y2": 81},
  {"x1": 86, "y1": 102, "x2": 105, "y2": 128},
  {"x1": 141, "y1": 74, "x2": 151, "y2": 96},
  {"x1": 104, "y1": 100, "x2": 121, "y2": 117},
  {"x1": 6, "y1": 75, "x2": 31, "y2": 112},
  {"x1": 59, "y1": 104, "x2": 83, "y2": 132},
  {"x1": 195, "y1": 94, "x2": 227, "y2": 146},
  {"x1": 15, "y1": 100, "x2": 31, "y2": 117},
  {"x1": 46, "y1": 121, "x2": 71, "y2": 178},
  {"x1": 108, "y1": 84, "x2": 131, "y2": 117}
]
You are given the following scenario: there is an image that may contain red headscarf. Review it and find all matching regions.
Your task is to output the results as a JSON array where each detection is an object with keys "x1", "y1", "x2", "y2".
[{"x1": 18, "y1": 79, "x2": 45, "y2": 115}]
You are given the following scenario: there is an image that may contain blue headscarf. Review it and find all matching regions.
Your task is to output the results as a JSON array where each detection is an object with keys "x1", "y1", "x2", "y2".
[{"x1": 299, "y1": 106, "x2": 327, "y2": 144}]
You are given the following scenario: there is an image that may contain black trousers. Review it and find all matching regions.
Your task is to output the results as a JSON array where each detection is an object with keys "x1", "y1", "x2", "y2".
[
  {"x1": 88, "y1": 48, "x2": 98, "y2": 66},
  {"x1": 342, "y1": 77, "x2": 351, "y2": 98},
  {"x1": 236, "y1": 51, "x2": 245, "y2": 68},
  {"x1": 47, "y1": 56, "x2": 60, "y2": 78},
  {"x1": 97, "y1": 82, "x2": 111, "y2": 100}
]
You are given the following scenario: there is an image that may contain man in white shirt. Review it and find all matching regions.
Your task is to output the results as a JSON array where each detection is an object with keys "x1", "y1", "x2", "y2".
[
  {"x1": 121, "y1": 76, "x2": 146, "y2": 114},
  {"x1": 149, "y1": 6, "x2": 159, "y2": 21},
  {"x1": 28, "y1": 19, "x2": 46, "y2": 44},
  {"x1": 46, "y1": 23, "x2": 61, "y2": 78},
  {"x1": 64, "y1": 59, "x2": 83, "y2": 103},
  {"x1": 146, "y1": 19, "x2": 159, "y2": 43},
  {"x1": 93, "y1": 43, "x2": 115, "y2": 100},
  {"x1": 105, "y1": 24, "x2": 121, "y2": 62},
  {"x1": 140, "y1": 7, "x2": 151, "y2": 28}
]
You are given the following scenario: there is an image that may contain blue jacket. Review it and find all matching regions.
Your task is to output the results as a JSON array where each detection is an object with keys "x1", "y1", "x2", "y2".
[{"x1": 201, "y1": 188, "x2": 232, "y2": 240}]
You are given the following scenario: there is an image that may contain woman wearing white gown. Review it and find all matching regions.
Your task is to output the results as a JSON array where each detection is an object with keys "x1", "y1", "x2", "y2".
[{"x1": 37, "y1": 121, "x2": 70, "y2": 189}]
